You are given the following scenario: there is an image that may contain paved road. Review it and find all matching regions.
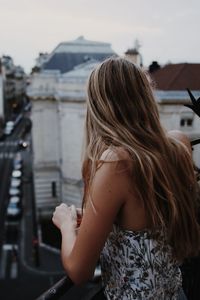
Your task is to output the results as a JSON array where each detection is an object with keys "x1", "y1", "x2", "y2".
[
  {"x1": 0, "y1": 117, "x2": 102, "y2": 300},
  {"x1": 0, "y1": 120, "x2": 65, "y2": 299},
  {"x1": 0, "y1": 118, "x2": 27, "y2": 254}
]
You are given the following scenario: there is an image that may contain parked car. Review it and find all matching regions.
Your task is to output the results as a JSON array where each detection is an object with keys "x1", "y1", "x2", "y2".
[
  {"x1": 7, "y1": 199, "x2": 22, "y2": 220},
  {"x1": 9, "y1": 196, "x2": 21, "y2": 205},
  {"x1": 4, "y1": 121, "x2": 14, "y2": 135},
  {"x1": 4, "y1": 127, "x2": 12, "y2": 135},
  {"x1": 12, "y1": 170, "x2": 22, "y2": 178},
  {"x1": 10, "y1": 178, "x2": 21, "y2": 188},
  {"x1": 9, "y1": 187, "x2": 21, "y2": 197},
  {"x1": 14, "y1": 152, "x2": 22, "y2": 163},
  {"x1": 6, "y1": 121, "x2": 14, "y2": 127},
  {"x1": 13, "y1": 160, "x2": 22, "y2": 170}
]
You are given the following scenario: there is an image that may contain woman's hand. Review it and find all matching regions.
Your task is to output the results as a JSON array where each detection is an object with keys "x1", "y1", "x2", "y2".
[{"x1": 52, "y1": 203, "x2": 77, "y2": 232}]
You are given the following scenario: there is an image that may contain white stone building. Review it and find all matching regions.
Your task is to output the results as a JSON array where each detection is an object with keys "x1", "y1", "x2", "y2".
[
  {"x1": 27, "y1": 36, "x2": 115, "y2": 217},
  {"x1": 151, "y1": 63, "x2": 200, "y2": 167},
  {"x1": 0, "y1": 65, "x2": 3, "y2": 119},
  {"x1": 56, "y1": 60, "x2": 98, "y2": 206},
  {"x1": 28, "y1": 38, "x2": 200, "y2": 218}
]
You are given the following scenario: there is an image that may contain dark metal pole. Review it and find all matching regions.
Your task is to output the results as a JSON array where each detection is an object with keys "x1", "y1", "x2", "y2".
[
  {"x1": 30, "y1": 146, "x2": 40, "y2": 267},
  {"x1": 35, "y1": 276, "x2": 73, "y2": 300}
]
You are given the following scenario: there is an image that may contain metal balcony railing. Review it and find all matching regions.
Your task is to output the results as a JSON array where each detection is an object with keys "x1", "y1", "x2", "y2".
[
  {"x1": 35, "y1": 268, "x2": 102, "y2": 300},
  {"x1": 35, "y1": 276, "x2": 73, "y2": 300}
]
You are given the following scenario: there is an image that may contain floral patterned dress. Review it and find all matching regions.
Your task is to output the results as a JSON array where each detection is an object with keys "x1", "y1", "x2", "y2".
[{"x1": 100, "y1": 224, "x2": 182, "y2": 300}]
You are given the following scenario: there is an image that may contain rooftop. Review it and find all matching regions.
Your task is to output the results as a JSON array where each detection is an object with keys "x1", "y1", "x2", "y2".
[
  {"x1": 125, "y1": 48, "x2": 139, "y2": 55},
  {"x1": 151, "y1": 63, "x2": 200, "y2": 91},
  {"x1": 43, "y1": 36, "x2": 116, "y2": 73}
]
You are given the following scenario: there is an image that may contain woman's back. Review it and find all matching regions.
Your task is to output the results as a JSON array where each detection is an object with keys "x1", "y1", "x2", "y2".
[
  {"x1": 100, "y1": 224, "x2": 182, "y2": 300},
  {"x1": 52, "y1": 57, "x2": 200, "y2": 298},
  {"x1": 98, "y1": 148, "x2": 182, "y2": 299},
  {"x1": 99, "y1": 147, "x2": 148, "y2": 233}
]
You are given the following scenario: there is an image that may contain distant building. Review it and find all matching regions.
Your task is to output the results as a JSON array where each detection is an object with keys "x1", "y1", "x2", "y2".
[
  {"x1": 27, "y1": 37, "x2": 115, "y2": 217},
  {"x1": 39, "y1": 35, "x2": 115, "y2": 73},
  {"x1": 36, "y1": 53, "x2": 50, "y2": 69},
  {"x1": 151, "y1": 63, "x2": 200, "y2": 167},
  {"x1": 28, "y1": 37, "x2": 200, "y2": 217},
  {"x1": 0, "y1": 60, "x2": 4, "y2": 120},
  {"x1": 1, "y1": 56, "x2": 26, "y2": 121},
  {"x1": 124, "y1": 39, "x2": 143, "y2": 66}
]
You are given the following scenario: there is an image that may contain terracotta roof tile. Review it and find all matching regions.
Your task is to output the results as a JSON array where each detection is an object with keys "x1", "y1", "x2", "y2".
[{"x1": 150, "y1": 63, "x2": 200, "y2": 90}]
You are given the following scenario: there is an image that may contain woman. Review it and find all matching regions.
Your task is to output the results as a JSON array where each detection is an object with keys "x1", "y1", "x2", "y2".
[{"x1": 52, "y1": 57, "x2": 200, "y2": 299}]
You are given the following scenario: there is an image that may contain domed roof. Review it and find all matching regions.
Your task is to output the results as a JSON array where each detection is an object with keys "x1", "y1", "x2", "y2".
[
  {"x1": 62, "y1": 59, "x2": 98, "y2": 79},
  {"x1": 43, "y1": 36, "x2": 115, "y2": 73}
]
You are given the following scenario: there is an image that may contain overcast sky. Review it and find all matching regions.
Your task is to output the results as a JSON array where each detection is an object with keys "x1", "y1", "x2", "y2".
[{"x1": 0, "y1": 0, "x2": 199, "y2": 73}]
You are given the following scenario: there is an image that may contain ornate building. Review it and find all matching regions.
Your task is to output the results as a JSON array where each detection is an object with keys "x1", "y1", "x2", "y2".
[
  {"x1": 28, "y1": 38, "x2": 200, "y2": 218},
  {"x1": 27, "y1": 37, "x2": 115, "y2": 217},
  {"x1": 0, "y1": 56, "x2": 26, "y2": 121},
  {"x1": 124, "y1": 39, "x2": 143, "y2": 66},
  {"x1": 0, "y1": 60, "x2": 3, "y2": 121}
]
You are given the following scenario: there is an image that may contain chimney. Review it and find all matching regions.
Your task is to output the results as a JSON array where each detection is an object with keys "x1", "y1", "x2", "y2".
[
  {"x1": 124, "y1": 39, "x2": 143, "y2": 66},
  {"x1": 148, "y1": 61, "x2": 160, "y2": 73}
]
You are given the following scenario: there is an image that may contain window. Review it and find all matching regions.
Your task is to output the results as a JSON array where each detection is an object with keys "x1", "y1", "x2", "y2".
[
  {"x1": 180, "y1": 117, "x2": 193, "y2": 127},
  {"x1": 51, "y1": 181, "x2": 57, "y2": 198},
  {"x1": 180, "y1": 111, "x2": 194, "y2": 128},
  {"x1": 187, "y1": 119, "x2": 193, "y2": 126}
]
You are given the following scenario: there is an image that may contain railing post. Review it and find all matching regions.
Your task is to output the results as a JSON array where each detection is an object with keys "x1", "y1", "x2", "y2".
[{"x1": 35, "y1": 276, "x2": 73, "y2": 300}]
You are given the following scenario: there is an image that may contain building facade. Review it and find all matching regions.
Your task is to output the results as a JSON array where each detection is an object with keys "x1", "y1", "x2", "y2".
[
  {"x1": 0, "y1": 61, "x2": 3, "y2": 120},
  {"x1": 151, "y1": 63, "x2": 200, "y2": 167},
  {"x1": 27, "y1": 37, "x2": 115, "y2": 217},
  {"x1": 0, "y1": 56, "x2": 26, "y2": 122},
  {"x1": 28, "y1": 40, "x2": 200, "y2": 218}
]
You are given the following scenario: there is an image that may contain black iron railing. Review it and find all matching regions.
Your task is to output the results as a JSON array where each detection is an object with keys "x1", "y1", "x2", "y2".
[
  {"x1": 35, "y1": 269, "x2": 102, "y2": 300},
  {"x1": 35, "y1": 276, "x2": 73, "y2": 300}
]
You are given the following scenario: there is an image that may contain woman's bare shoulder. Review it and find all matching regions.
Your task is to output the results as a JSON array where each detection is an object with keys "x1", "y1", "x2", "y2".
[
  {"x1": 100, "y1": 147, "x2": 131, "y2": 162},
  {"x1": 98, "y1": 147, "x2": 132, "y2": 175},
  {"x1": 168, "y1": 130, "x2": 192, "y2": 154}
]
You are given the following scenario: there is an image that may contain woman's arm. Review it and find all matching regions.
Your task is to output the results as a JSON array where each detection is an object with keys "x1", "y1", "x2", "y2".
[
  {"x1": 52, "y1": 203, "x2": 77, "y2": 258},
  {"x1": 52, "y1": 159, "x2": 129, "y2": 285}
]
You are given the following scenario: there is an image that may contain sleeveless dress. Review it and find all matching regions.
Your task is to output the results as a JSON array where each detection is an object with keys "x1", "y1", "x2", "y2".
[{"x1": 100, "y1": 224, "x2": 182, "y2": 300}]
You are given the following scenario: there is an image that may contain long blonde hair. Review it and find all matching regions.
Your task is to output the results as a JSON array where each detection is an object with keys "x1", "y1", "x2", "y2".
[{"x1": 82, "y1": 56, "x2": 200, "y2": 261}]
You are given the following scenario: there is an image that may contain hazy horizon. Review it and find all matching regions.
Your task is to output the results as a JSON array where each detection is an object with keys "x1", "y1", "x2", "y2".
[{"x1": 0, "y1": 0, "x2": 199, "y2": 73}]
